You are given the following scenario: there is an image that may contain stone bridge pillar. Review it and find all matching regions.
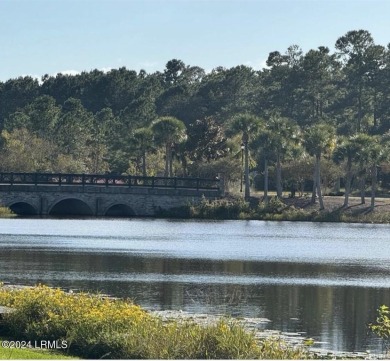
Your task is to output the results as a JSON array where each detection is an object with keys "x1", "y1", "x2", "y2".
[
  {"x1": 95, "y1": 197, "x2": 103, "y2": 216},
  {"x1": 40, "y1": 196, "x2": 49, "y2": 216}
]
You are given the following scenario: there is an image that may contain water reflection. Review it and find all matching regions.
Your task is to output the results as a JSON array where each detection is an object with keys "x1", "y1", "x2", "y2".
[{"x1": 0, "y1": 218, "x2": 390, "y2": 353}]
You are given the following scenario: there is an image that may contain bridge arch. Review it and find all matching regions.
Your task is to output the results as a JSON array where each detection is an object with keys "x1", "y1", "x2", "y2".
[
  {"x1": 104, "y1": 203, "x2": 136, "y2": 217},
  {"x1": 49, "y1": 197, "x2": 93, "y2": 216},
  {"x1": 8, "y1": 201, "x2": 38, "y2": 215}
]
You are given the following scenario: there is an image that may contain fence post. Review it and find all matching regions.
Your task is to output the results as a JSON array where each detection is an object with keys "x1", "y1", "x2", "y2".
[
  {"x1": 128, "y1": 175, "x2": 131, "y2": 188},
  {"x1": 58, "y1": 174, "x2": 61, "y2": 186},
  {"x1": 34, "y1": 173, "x2": 38, "y2": 186},
  {"x1": 196, "y1": 177, "x2": 199, "y2": 191},
  {"x1": 10, "y1": 172, "x2": 13, "y2": 186}
]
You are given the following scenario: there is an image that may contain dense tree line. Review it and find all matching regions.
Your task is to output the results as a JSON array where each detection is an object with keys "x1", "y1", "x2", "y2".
[{"x1": 1, "y1": 29, "x2": 390, "y2": 209}]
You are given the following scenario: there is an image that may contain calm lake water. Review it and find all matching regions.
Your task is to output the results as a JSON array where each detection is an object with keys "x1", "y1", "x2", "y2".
[{"x1": 0, "y1": 218, "x2": 390, "y2": 353}]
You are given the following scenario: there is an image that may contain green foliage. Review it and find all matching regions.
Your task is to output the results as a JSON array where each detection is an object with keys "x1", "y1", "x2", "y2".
[
  {"x1": 128, "y1": 127, "x2": 155, "y2": 176},
  {"x1": 310, "y1": 210, "x2": 343, "y2": 222},
  {"x1": 0, "y1": 285, "x2": 310, "y2": 359},
  {"x1": 151, "y1": 116, "x2": 187, "y2": 177},
  {"x1": 190, "y1": 197, "x2": 251, "y2": 220},
  {"x1": 304, "y1": 123, "x2": 336, "y2": 158},
  {"x1": 254, "y1": 198, "x2": 311, "y2": 221},
  {"x1": 0, "y1": 128, "x2": 57, "y2": 172},
  {"x1": 14, "y1": 95, "x2": 62, "y2": 138},
  {"x1": 369, "y1": 305, "x2": 390, "y2": 340},
  {"x1": 185, "y1": 195, "x2": 390, "y2": 223},
  {"x1": 128, "y1": 149, "x2": 165, "y2": 176},
  {"x1": 262, "y1": 196, "x2": 286, "y2": 213},
  {"x1": 227, "y1": 113, "x2": 262, "y2": 138},
  {"x1": 188, "y1": 156, "x2": 241, "y2": 184},
  {"x1": 1, "y1": 29, "x2": 390, "y2": 204},
  {"x1": 186, "y1": 116, "x2": 228, "y2": 162},
  {"x1": 55, "y1": 98, "x2": 94, "y2": 158},
  {"x1": 151, "y1": 116, "x2": 187, "y2": 147},
  {"x1": 171, "y1": 197, "x2": 315, "y2": 222}
]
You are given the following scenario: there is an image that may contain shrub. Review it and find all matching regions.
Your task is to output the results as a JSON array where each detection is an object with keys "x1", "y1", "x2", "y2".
[
  {"x1": 190, "y1": 197, "x2": 251, "y2": 219},
  {"x1": 264, "y1": 197, "x2": 287, "y2": 213},
  {"x1": 0, "y1": 285, "x2": 311, "y2": 359},
  {"x1": 0, "y1": 285, "x2": 150, "y2": 358},
  {"x1": 261, "y1": 207, "x2": 310, "y2": 222},
  {"x1": 369, "y1": 305, "x2": 390, "y2": 340}
]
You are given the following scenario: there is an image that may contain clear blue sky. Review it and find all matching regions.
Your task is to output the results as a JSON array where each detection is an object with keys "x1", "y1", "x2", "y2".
[{"x1": 1, "y1": 0, "x2": 389, "y2": 82}]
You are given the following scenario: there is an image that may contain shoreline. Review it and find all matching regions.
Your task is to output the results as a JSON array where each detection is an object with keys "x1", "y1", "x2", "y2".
[
  {"x1": 3, "y1": 195, "x2": 390, "y2": 224},
  {"x1": 149, "y1": 309, "x2": 384, "y2": 360},
  {"x1": 181, "y1": 194, "x2": 390, "y2": 224},
  {"x1": 0, "y1": 283, "x2": 386, "y2": 359}
]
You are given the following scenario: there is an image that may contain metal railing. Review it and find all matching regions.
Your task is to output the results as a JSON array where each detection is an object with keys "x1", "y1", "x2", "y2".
[{"x1": 0, "y1": 172, "x2": 220, "y2": 191}]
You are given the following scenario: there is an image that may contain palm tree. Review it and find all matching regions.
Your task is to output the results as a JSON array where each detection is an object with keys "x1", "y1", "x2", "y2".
[
  {"x1": 353, "y1": 133, "x2": 376, "y2": 205},
  {"x1": 333, "y1": 135, "x2": 361, "y2": 208},
  {"x1": 304, "y1": 123, "x2": 335, "y2": 210},
  {"x1": 227, "y1": 113, "x2": 262, "y2": 200},
  {"x1": 266, "y1": 114, "x2": 299, "y2": 199},
  {"x1": 251, "y1": 129, "x2": 273, "y2": 203},
  {"x1": 151, "y1": 117, "x2": 187, "y2": 177},
  {"x1": 133, "y1": 127, "x2": 154, "y2": 177},
  {"x1": 368, "y1": 141, "x2": 382, "y2": 210},
  {"x1": 358, "y1": 134, "x2": 389, "y2": 210}
]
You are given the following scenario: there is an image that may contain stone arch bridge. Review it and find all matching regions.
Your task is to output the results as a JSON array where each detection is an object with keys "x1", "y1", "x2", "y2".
[{"x1": 0, "y1": 172, "x2": 223, "y2": 217}]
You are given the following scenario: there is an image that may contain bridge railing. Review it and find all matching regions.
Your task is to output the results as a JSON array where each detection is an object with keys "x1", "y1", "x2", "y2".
[{"x1": 0, "y1": 172, "x2": 221, "y2": 191}]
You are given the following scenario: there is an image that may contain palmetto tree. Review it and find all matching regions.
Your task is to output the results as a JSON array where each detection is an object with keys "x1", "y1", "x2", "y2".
[
  {"x1": 251, "y1": 129, "x2": 273, "y2": 203},
  {"x1": 151, "y1": 117, "x2": 186, "y2": 177},
  {"x1": 333, "y1": 135, "x2": 362, "y2": 207},
  {"x1": 266, "y1": 114, "x2": 299, "y2": 198},
  {"x1": 133, "y1": 127, "x2": 154, "y2": 177},
  {"x1": 227, "y1": 113, "x2": 262, "y2": 200},
  {"x1": 351, "y1": 133, "x2": 376, "y2": 205},
  {"x1": 304, "y1": 123, "x2": 336, "y2": 210},
  {"x1": 355, "y1": 134, "x2": 389, "y2": 210},
  {"x1": 367, "y1": 140, "x2": 384, "y2": 210}
]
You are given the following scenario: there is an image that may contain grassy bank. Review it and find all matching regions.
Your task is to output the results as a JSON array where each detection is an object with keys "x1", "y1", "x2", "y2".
[
  {"x1": 167, "y1": 195, "x2": 390, "y2": 223},
  {"x1": 0, "y1": 284, "x2": 310, "y2": 359}
]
